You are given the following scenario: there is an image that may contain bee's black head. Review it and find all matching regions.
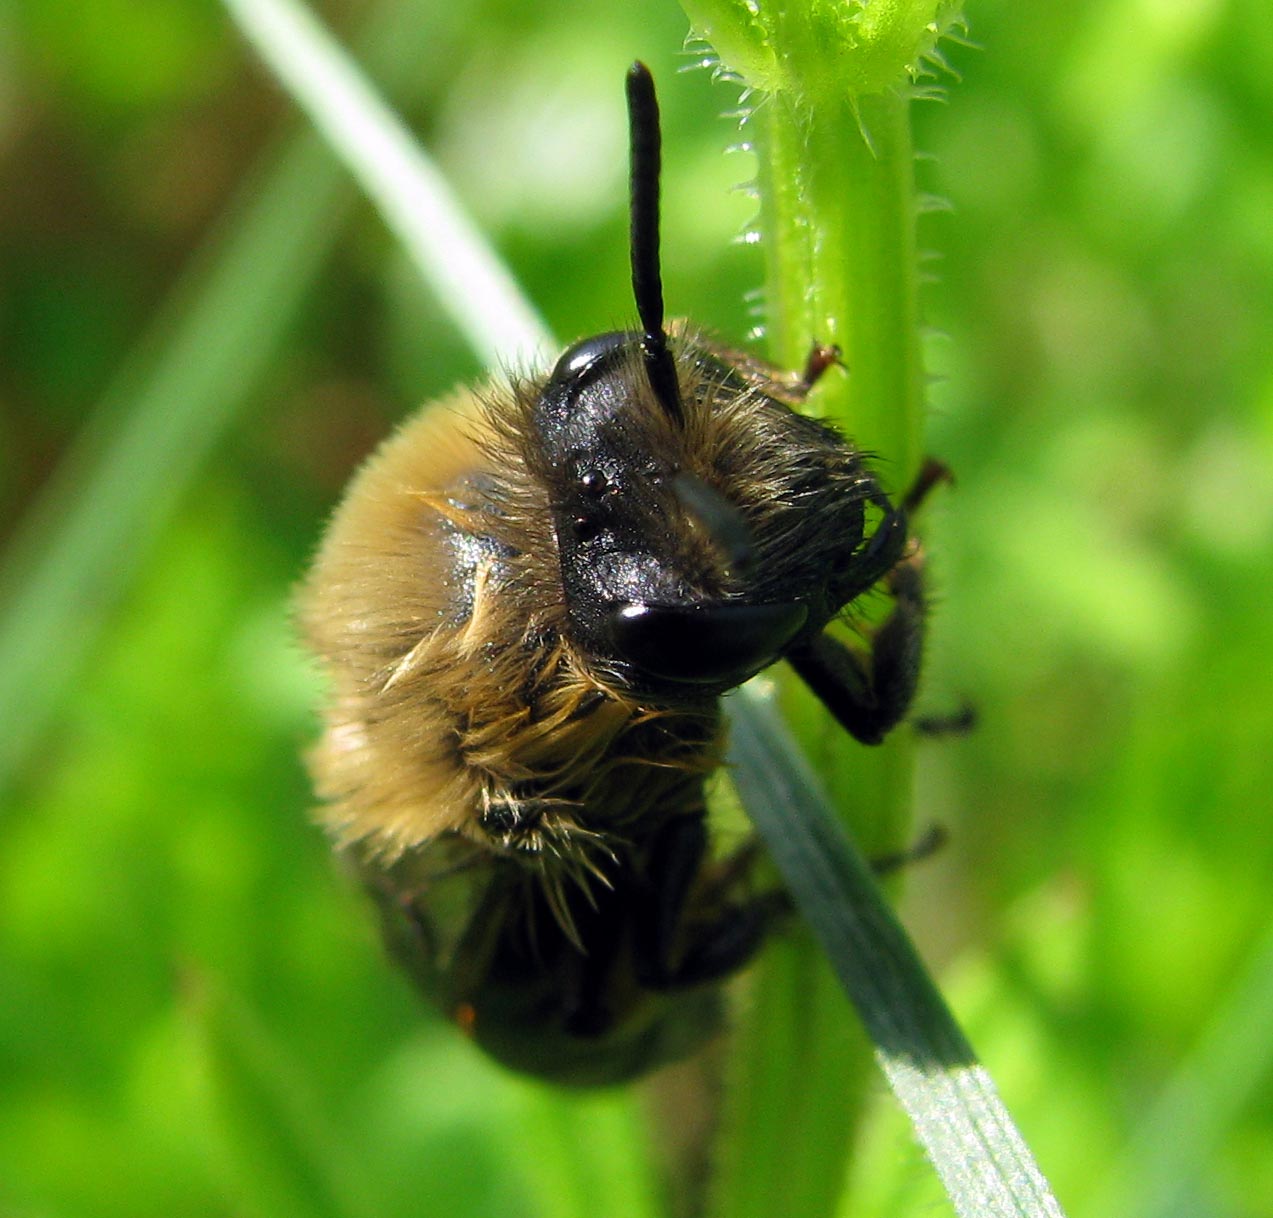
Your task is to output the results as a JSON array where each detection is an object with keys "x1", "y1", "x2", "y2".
[
  {"x1": 532, "y1": 328, "x2": 810, "y2": 693},
  {"x1": 527, "y1": 64, "x2": 889, "y2": 699}
]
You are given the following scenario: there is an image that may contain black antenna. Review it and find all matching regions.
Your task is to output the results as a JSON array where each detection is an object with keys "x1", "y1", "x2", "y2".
[{"x1": 625, "y1": 62, "x2": 684, "y2": 425}]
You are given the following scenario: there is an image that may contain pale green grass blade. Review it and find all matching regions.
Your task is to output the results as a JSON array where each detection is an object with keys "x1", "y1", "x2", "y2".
[
  {"x1": 222, "y1": 0, "x2": 553, "y2": 369},
  {"x1": 0, "y1": 0, "x2": 444, "y2": 791},
  {"x1": 727, "y1": 683, "x2": 1066, "y2": 1218}
]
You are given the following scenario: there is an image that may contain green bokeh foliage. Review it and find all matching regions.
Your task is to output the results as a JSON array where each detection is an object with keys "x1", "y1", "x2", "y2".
[{"x1": 2, "y1": 0, "x2": 1271, "y2": 1215}]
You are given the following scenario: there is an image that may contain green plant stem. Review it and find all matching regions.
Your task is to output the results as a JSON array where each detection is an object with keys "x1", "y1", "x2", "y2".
[
  {"x1": 712, "y1": 87, "x2": 927, "y2": 1218},
  {"x1": 757, "y1": 89, "x2": 925, "y2": 474},
  {"x1": 761, "y1": 79, "x2": 926, "y2": 979}
]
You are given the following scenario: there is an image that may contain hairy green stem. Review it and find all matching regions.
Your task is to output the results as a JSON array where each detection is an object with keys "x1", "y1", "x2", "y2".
[
  {"x1": 757, "y1": 82, "x2": 927, "y2": 860},
  {"x1": 710, "y1": 67, "x2": 929, "y2": 1218},
  {"x1": 758, "y1": 89, "x2": 925, "y2": 474}
]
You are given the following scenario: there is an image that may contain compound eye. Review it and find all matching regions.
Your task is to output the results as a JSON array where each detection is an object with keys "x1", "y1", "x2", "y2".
[{"x1": 548, "y1": 331, "x2": 634, "y2": 391}]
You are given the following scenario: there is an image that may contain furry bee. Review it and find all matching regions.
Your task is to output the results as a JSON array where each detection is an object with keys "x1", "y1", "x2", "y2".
[{"x1": 300, "y1": 63, "x2": 939, "y2": 1086}]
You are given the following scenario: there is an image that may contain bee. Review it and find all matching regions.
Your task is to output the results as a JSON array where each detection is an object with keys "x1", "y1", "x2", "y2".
[{"x1": 299, "y1": 63, "x2": 941, "y2": 1086}]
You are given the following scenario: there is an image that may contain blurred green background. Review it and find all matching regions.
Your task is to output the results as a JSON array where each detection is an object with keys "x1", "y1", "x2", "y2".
[{"x1": 3, "y1": 0, "x2": 1272, "y2": 1215}]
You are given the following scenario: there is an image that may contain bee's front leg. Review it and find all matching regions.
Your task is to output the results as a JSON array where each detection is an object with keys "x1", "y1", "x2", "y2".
[{"x1": 785, "y1": 459, "x2": 951, "y2": 746}]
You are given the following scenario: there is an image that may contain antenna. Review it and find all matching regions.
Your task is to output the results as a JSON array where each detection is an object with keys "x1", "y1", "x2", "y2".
[{"x1": 625, "y1": 62, "x2": 683, "y2": 425}]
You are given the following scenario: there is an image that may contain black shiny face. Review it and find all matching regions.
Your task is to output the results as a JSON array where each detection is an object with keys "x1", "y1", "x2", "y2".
[{"x1": 529, "y1": 332, "x2": 869, "y2": 696}]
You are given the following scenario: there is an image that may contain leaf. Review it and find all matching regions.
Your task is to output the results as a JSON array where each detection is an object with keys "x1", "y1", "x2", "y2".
[{"x1": 727, "y1": 685, "x2": 1066, "y2": 1218}]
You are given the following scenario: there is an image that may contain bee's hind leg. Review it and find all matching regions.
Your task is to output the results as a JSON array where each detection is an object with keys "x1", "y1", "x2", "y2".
[{"x1": 633, "y1": 815, "x2": 785, "y2": 992}]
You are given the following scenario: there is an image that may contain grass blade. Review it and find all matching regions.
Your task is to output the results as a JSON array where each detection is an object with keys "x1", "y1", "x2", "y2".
[
  {"x1": 222, "y1": 0, "x2": 553, "y2": 370},
  {"x1": 727, "y1": 683, "x2": 1066, "y2": 1218},
  {"x1": 0, "y1": 0, "x2": 449, "y2": 792}
]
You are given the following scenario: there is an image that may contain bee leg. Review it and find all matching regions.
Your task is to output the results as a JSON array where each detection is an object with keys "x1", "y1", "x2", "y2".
[
  {"x1": 671, "y1": 888, "x2": 788, "y2": 987},
  {"x1": 869, "y1": 823, "x2": 948, "y2": 875},
  {"x1": 560, "y1": 906, "x2": 630, "y2": 1037},
  {"x1": 786, "y1": 545, "x2": 926, "y2": 746},
  {"x1": 912, "y1": 701, "x2": 977, "y2": 738},
  {"x1": 634, "y1": 816, "x2": 782, "y2": 991},
  {"x1": 793, "y1": 342, "x2": 844, "y2": 396},
  {"x1": 786, "y1": 458, "x2": 951, "y2": 745},
  {"x1": 901, "y1": 456, "x2": 954, "y2": 513}
]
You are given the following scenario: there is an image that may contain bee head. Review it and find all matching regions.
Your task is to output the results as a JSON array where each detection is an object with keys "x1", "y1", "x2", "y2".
[
  {"x1": 523, "y1": 64, "x2": 829, "y2": 697},
  {"x1": 530, "y1": 331, "x2": 808, "y2": 695}
]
